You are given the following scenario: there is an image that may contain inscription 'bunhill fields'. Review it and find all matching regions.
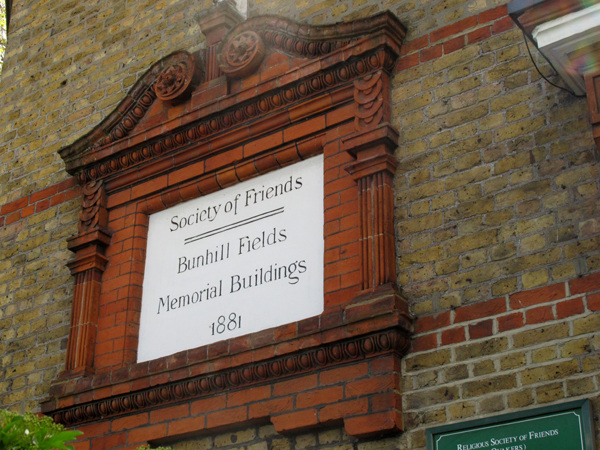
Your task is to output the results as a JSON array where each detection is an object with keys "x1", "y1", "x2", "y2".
[{"x1": 138, "y1": 156, "x2": 324, "y2": 362}]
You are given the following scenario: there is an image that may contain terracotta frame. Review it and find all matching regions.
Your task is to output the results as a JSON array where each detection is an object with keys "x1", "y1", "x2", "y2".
[{"x1": 43, "y1": 4, "x2": 412, "y2": 441}]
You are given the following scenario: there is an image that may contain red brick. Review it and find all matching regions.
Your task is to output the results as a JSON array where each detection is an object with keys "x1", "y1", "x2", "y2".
[
  {"x1": 72, "y1": 440, "x2": 90, "y2": 450},
  {"x1": 283, "y1": 115, "x2": 326, "y2": 142},
  {"x1": 227, "y1": 384, "x2": 271, "y2": 407},
  {"x1": 491, "y1": 16, "x2": 514, "y2": 34},
  {"x1": 64, "y1": 185, "x2": 81, "y2": 200},
  {"x1": 320, "y1": 362, "x2": 368, "y2": 386},
  {"x1": 469, "y1": 319, "x2": 494, "y2": 339},
  {"x1": 412, "y1": 333, "x2": 437, "y2": 352},
  {"x1": 57, "y1": 177, "x2": 77, "y2": 192},
  {"x1": 454, "y1": 297, "x2": 506, "y2": 323},
  {"x1": 90, "y1": 432, "x2": 127, "y2": 450},
  {"x1": 589, "y1": 293, "x2": 600, "y2": 311},
  {"x1": 400, "y1": 35, "x2": 429, "y2": 55},
  {"x1": 78, "y1": 420, "x2": 111, "y2": 437},
  {"x1": 497, "y1": 312, "x2": 524, "y2": 332},
  {"x1": 525, "y1": 305, "x2": 554, "y2": 324},
  {"x1": 168, "y1": 160, "x2": 205, "y2": 186},
  {"x1": 478, "y1": 5, "x2": 508, "y2": 24},
  {"x1": 127, "y1": 424, "x2": 167, "y2": 444},
  {"x1": 271, "y1": 409, "x2": 318, "y2": 434},
  {"x1": 415, "y1": 311, "x2": 451, "y2": 333},
  {"x1": 29, "y1": 185, "x2": 58, "y2": 203},
  {"x1": 149, "y1": 403, "x2": 190, "y2": 423},
  {"x1": 394, "y1": 53, "x2": 419, "y2": 72},
  {"x1": 510, "y1": 283, "x2": 565, "y2": 309},
  {"x1": 441, "y1": 327, "x2": 466, "y2": 346},
  {"x1": 49, "y1": 192, "x2": 66, "y2": 206},
  {"x1": 6, "y1": 211, "x2": 20, "y2": 224},
  {"x1": 444, "y1": 36, "x2": 465, "y2": 54},
  {"x1": 370, "y1": 391, "x2": 402, "y2": 412},
  {"x1": 273, "y1": 374, "x2": 318, "y2": 397},
  {"x1": 190, "y1": 394, "x2": 227, "y2": 415},
  {"x1": 167, "y1": 416, "x2": 206, "y2": 436},
  {"x1": 288, "y1": 94, "x2": 333, "y2": 122},
  {"x1": 430, "y1": 17, "x2": 477, "y2": 43},
  {"x1": 420, "y1": 44, "x2": 443, "y2": 63},
  {"x1": 556, "y1": 297, "x2": 585, "y2": 319},
  {"x1": 325, "y1": 102, "x2": 354, "y2": 127},
  {"x1": 468, "y1": 26, "x2": 491, "y2": 44},
  {"x1": 345, "y1": 374, "x2": 395, "y2": 399},
  {"x1": 206, "y1": 406, "x2": 247, "y2": 429},
  {"x1": 21, "y1": 205, "x2": 35, "y2": 218},
  {"x1": 296, "y1": 386, "x2": 343, "y2": 408},
  {"x1": 371, "y1": 354, "x2": 401, "y2": 374},
  {"x1": 111, "y1": 413, "x2": 149, "y2": 432},
  {"x1": 248, "y1": 396, "x2": 294, "y2": 421},
  {"x1": 324, "y1": 255, "x2": 359, "y2": 278},
  {"x1": 0, "y1": 195, "x2": 28, "y2": 215},
  {"x1": 319, "y1": 398, "x2": 369, "y2": 422},
  {"x1": 206, "y1": 146, "x2": 244, "y2": 173},
  {"x1": 570, "y1": 272, "x2": 600, "y2": 295}
]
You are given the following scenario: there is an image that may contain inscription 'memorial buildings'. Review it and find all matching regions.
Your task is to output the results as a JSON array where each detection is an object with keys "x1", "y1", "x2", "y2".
[{"x1": 0, "y1": 0, "x2": 599, "y2": 449}]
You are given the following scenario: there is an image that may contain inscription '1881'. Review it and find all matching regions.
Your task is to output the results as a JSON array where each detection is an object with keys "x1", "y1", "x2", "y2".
[{"x1": 138, "y1": 156, "x2": 324, "y2": 363}]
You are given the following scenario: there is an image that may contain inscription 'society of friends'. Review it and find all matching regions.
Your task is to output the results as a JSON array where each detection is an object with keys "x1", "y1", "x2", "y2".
[{"x1": 138, "y1": 156, "x2": 324, "y2": 362}]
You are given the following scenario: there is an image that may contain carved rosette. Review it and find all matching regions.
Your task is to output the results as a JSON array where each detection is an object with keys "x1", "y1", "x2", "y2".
[
  {"x1": 153, "y1": 53, "x2": 199, "y2": 102},
  {"x1": 219, "y1": 30, "x2": 266, "y2": 78}
]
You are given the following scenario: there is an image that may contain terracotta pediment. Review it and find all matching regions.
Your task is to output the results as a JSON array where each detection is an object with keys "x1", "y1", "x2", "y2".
[{"x1": 59, "y1": 5, "x2": 404, "y2": 187}]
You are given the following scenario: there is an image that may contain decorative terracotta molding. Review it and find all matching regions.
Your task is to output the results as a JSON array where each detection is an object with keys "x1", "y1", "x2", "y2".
[
  {"x1": 197, "y1": 0, "x2": 244, "y2": 81},
  {"x1": 50, "y1": 327, "x2": 409, "y2": 427},
  {"x1": 71, "y1": 48, "x2": 394, "y2": 185},
  {"x1": 58, "y1": 51, "x2": 201, "y2": 166},
  {"x1": 344, "y1": 125, "x2": 399, "y2": 291},
  {"x1": 57, "y1": 13, "x2": 405, "y2": 181},
  {"x1": 354, "y1": 71, "x2": 386, "y2": 130},
  {"x1": 153, "y1": 53, "x2": 201, "y2": 103},
  {"x1": 220, "y1": 30, "x2": 266, "y2": 78},
  {"x1": 77, "y1": 180, "x2": 107, "y2": 234},
  {"x1": 344, "y1": 69, "x2": 398, "y2": 291},
  {"x1": 49, "y1": 7, "x2": 411, "y2": 443},
  {"x1": 218, "y1": 11, "x2": 405, "y2": 77},
  {"x1": 64, "y1": 180, "x2": 111, "y2": 376}
]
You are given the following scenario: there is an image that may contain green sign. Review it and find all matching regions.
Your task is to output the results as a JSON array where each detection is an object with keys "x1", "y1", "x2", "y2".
[{"x1": 427, "y1": 400, "x2": 595, "y2": 450}]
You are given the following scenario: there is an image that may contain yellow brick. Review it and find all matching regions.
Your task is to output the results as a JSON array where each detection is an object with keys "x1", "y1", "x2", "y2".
[
  {"x1": 513, "y1": 324, "x2": 569, "y2": 348},
  {"x1": 491, "y1": 277, "x2": 517, "y2": 296},
  {"x1": 536, "y1": 382, "x2": 564, "y2": 403}
]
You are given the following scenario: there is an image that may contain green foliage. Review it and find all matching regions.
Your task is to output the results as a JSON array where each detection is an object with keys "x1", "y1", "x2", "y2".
[{"x1": 0, "y1": 410, "x2": 83, "y2": 450}]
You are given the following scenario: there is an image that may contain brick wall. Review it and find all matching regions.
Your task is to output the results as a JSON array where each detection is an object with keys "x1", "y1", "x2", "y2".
[{"x1": 0, "y1": 0, "x2": 599, "y2": 449}]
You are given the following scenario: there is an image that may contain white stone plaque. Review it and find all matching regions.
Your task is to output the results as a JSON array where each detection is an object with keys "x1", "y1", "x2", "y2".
[{"x1": 137, "y1": 155, "x2": 324, "y2": 362}]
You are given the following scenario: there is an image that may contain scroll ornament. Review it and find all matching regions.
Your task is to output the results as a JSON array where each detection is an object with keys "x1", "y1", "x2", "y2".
[
  {"x1": 354, "y1": 71, "x2": 384, "y2": 131},
  {"x1": 78, "y1": 180, "x2": 107, "y2": 234}
]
